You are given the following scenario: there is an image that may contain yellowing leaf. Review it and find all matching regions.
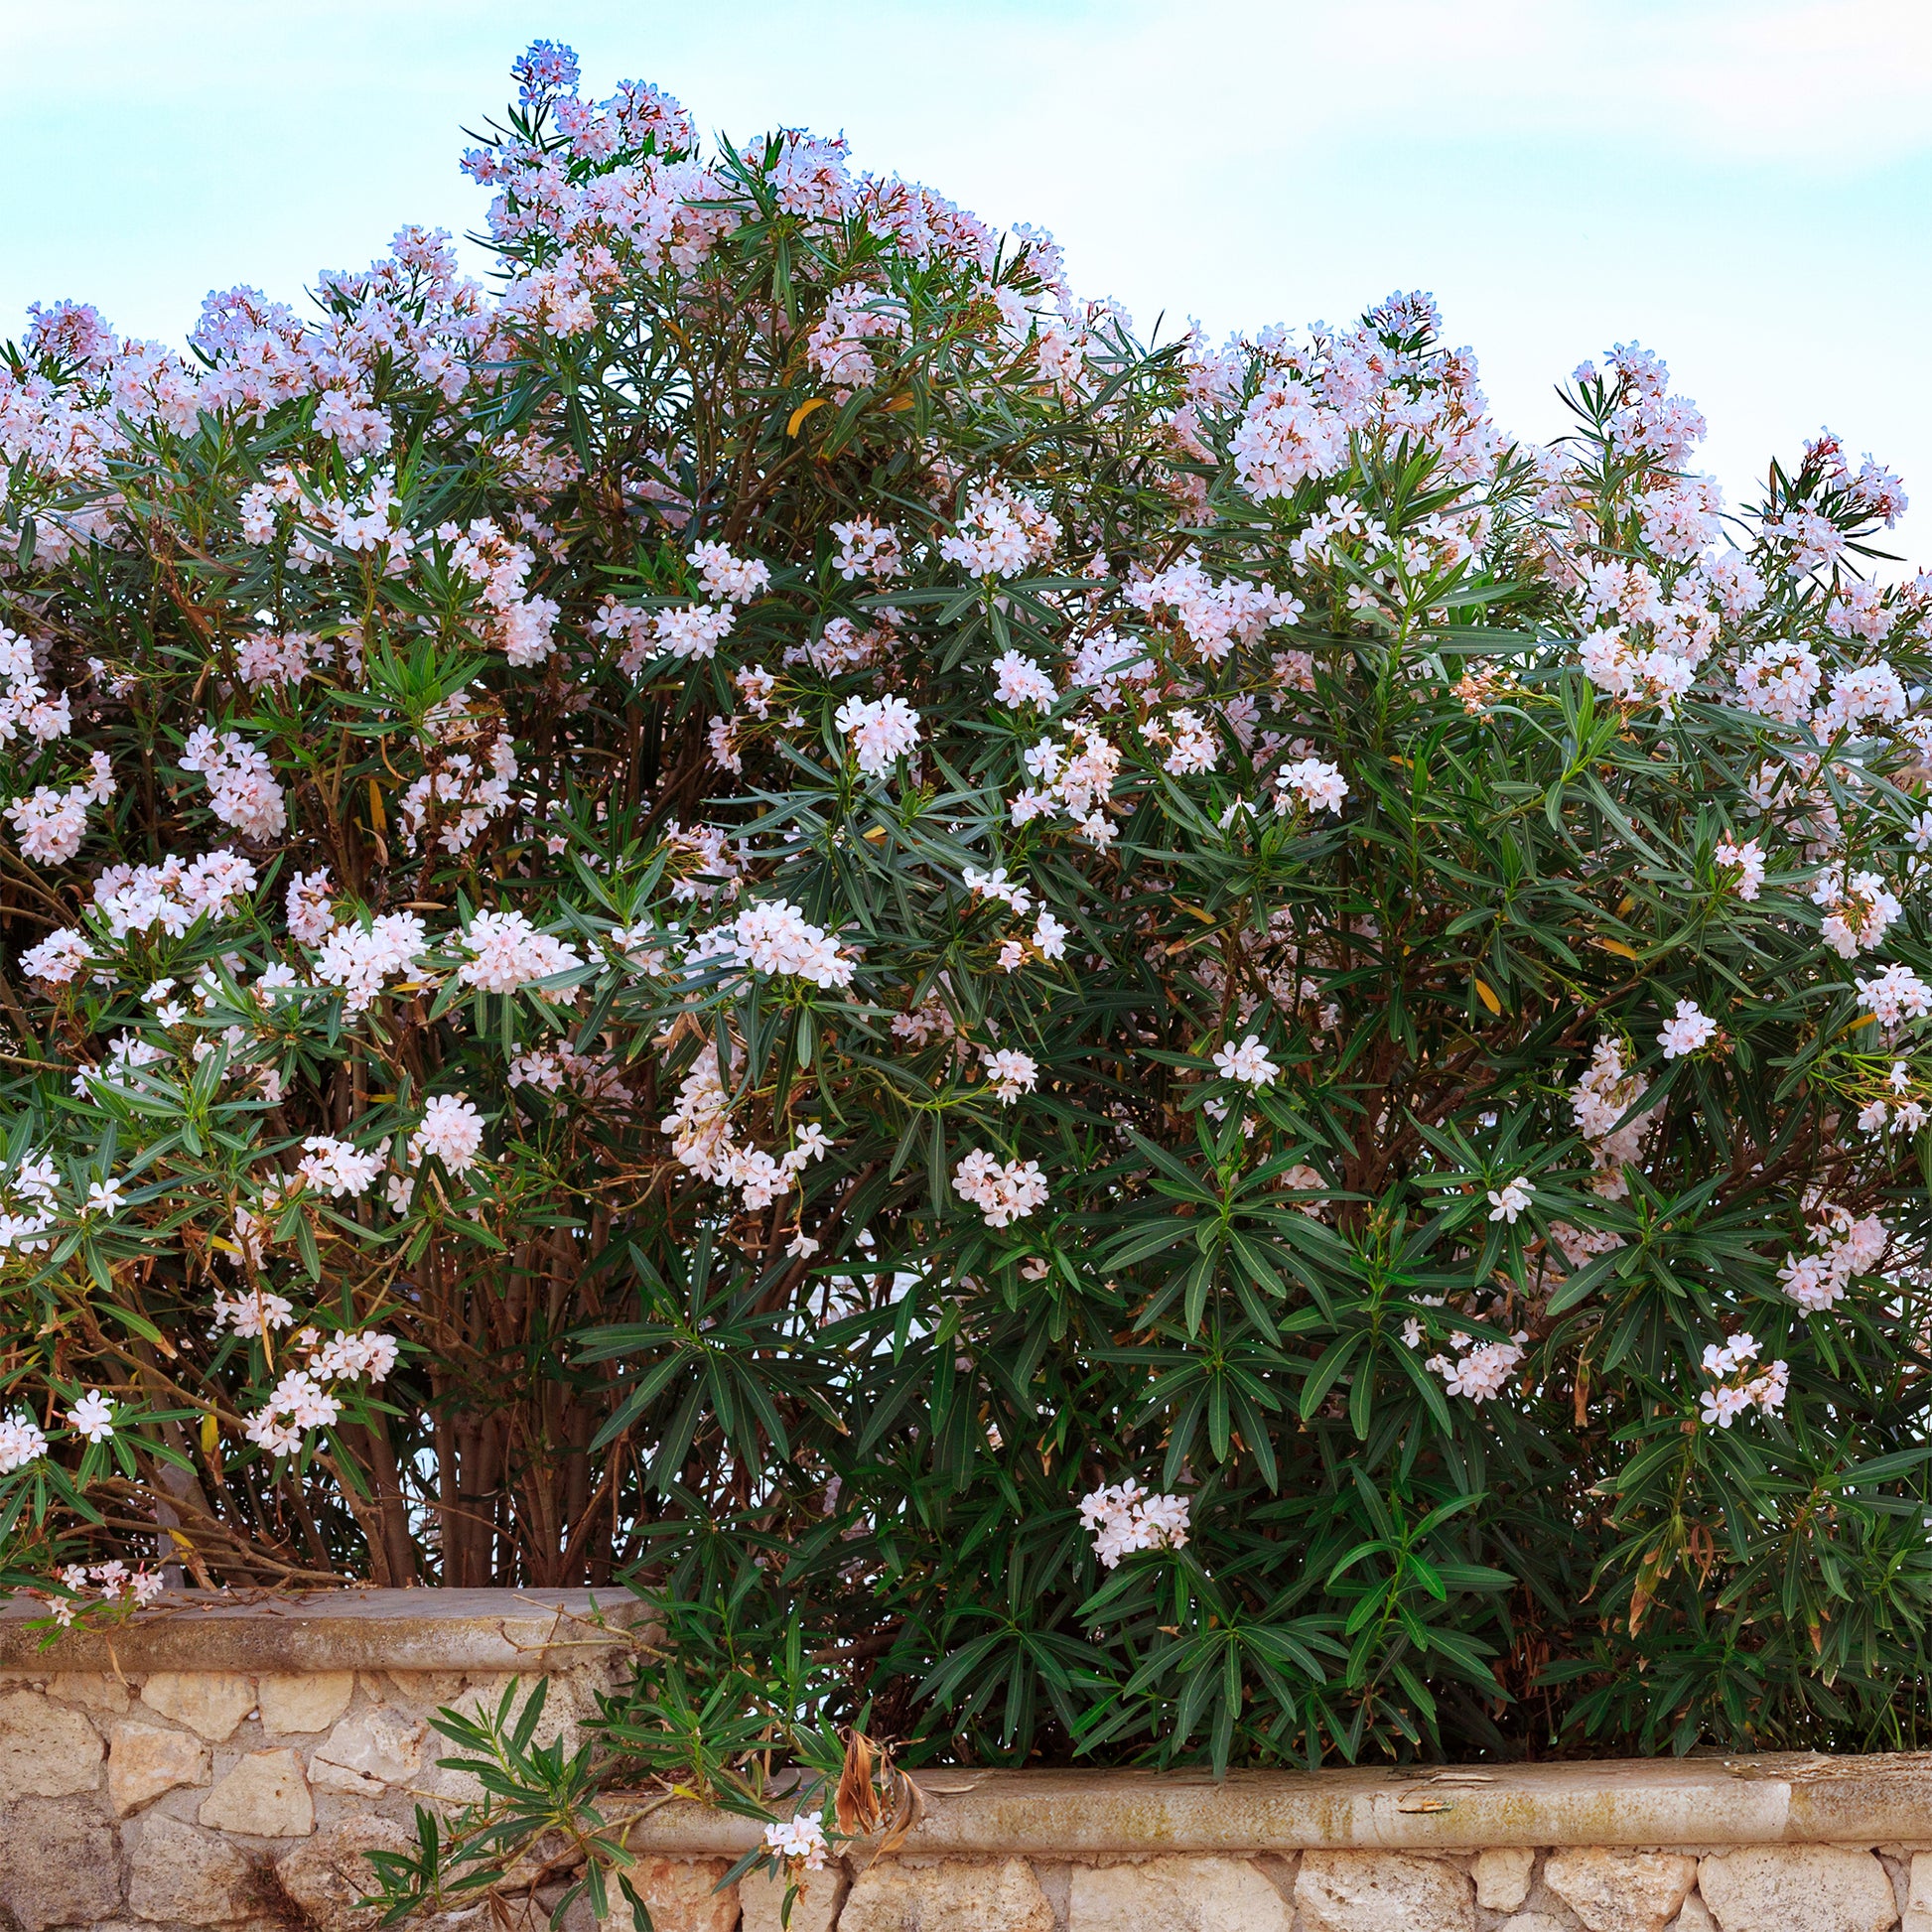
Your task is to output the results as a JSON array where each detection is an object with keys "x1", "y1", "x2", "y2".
[
  {"x1": 1474, "y1": 979, "x2": 1502, "y2": 1016},
  {"x1": 367, "y1": 777, "x2": 386, "y2": 835},
  {"x1": 884, "y1": 391, "x2": 917, "y2": 412},
  {"x1": 1596, "y1": 937, "x2": 1640, "y2": 960},
  {"x1": 200, "y1": 1411, "x2": 219, "y2": 1456},
  {"x1": 787, "y1": 397, "x2": 830, "y2": 437}
]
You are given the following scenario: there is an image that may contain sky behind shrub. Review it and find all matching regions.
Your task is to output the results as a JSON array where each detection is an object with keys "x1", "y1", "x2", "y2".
[{"x1": 9, "y1": 0, "x2": 1932, "y2": 561}]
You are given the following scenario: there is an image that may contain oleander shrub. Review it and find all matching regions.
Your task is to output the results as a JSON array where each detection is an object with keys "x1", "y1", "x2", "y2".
[{"x1": 7, "y1": 40, "x2": 1932, "y2": 1785}]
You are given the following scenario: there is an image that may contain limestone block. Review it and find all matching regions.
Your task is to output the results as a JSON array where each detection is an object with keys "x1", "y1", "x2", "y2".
[
  {"x1": 198, "y1": 1746, "x2": 316, "y2": 1837},
  {"x1": 0, "y1": 1686, "x2": 102, "y2": 1798},
  {"x1": 312, "y1": 1756, "x2": 389, "y2": 1796},
  {"x1": 1296, "y1": 1851, "x2": 1475, "y2": 1932},
  {"x1": 0, "y1": 1796, "x2": 123, "y2": 1931},
  {"x1": 1500, "y1": 1919, "x2": 1570, "y2": 1932},
  {"x1": 739, "y1": 1863, "x2": 850, "y2": 1932},
  {"x1": 1068, "y1": 1855, "x2": 1293, "y2": 1930},
  {"x1": 1699, "y1": 1847, "x2": 1898, "y2": 1932},
  {"x1": 377, "y1": 1667, "x2": 469, "y2": 1707},
  {"x1": 1671, "y1": 1897, "x2": 1718, "y2": 1932},
  {"x1": 313, "y1": 1706, "x2": 427, "y2": 1786},
  {"x1": 620, "y1": 1856, "x2": 740, "y2": 1932},
  {"x1": 139, "y1": 1668, "x2": 255, "y2": 1740},
  {"x1": 125, "y1": 1812, "x2": 258, "y2": 1926},
  {"x1": 841, "y1": 1856, "x2": 1057, "y2": 1932},
  {"x1": 277, "y1": 1816, "x2": 420, "y2": 1932},
  {"x1": 109, "y1": 1719, "x2": 208, "y2": 1815},
  {"x1": 1474, "y1": 1847, "x2": 1537, "y2": 1911},
  {"x1": 1906, "y1": 1853, "x2": 1932, "y2": 1932},
  {"x1": 1545, "y1": 1849, "x2": 1699, "y2": 1932},
  {"x1": 47, "y1": 1667, "x2": 131, "y2": 1712},
  {"x1": 258, "y1": 1669, "x2": 355, "y2": 1734}
]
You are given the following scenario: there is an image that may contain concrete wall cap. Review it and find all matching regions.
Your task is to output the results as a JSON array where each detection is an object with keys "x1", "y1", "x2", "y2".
[
  {"x1": 618, "y1": 1757, "x2": 1931, "y2": 1856},
  {"x1": 0, "y1": 1587, "x2": 646, "y2": 1673}
]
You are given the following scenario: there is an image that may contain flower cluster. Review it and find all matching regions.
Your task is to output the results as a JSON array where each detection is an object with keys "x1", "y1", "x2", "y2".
[
  {"x1": 1698, "y1": 1332, "x2": 1789, "y2": 1428},
  {"x1": 1078, "y1": 1479, "x2": 1190, "y2": 1568}
]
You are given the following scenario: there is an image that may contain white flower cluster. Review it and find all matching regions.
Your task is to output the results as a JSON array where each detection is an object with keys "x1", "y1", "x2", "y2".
[
  {"x1": 1426, "y1": 1327, "x2": 1529, "y2": 1402},
  {"x1": 1126, "y1": 554, "x2": 1300, "y2": 663},
  {"x1": 1698, "y1": 1332, "x2": 1788, "y2": 1428},
  {"x1": 1858, "y1": 1061, "x2": 1927, "y2": 1137},
  {"x1": 51, "y1": 1558, "x2": 166, "y2": 1622},
  {"x1": 243, "y1": 1324, "x2": 398, "y2": 1457},
  {"x1": 1009, "y1": 725, "x2": 1121, "y2": 847},
  {"x1": 1777, "y1": 1202, "x2": 1887, "y2": 1312},
  {"x1": 688, "y1": 898, "x2": 853, "y2": 989},
  {"x1": 446, "y1": 516, "x2": 559, "y2": 667},
  {"x1": 456, "y1": 909, "x2": 585, "y2": 992},
  {"x1": 0, "y1": 1151, "x2": 60, "y2": 1254},
  {"x1": 1813, "y1": 869, "x2": 1900, "y2": 959},
  {"x1": 1657, "y1": 999, "x2": 1718, "y2": 1060},
  {"x1": 1078, "y1": 1478, "x2": 1190, "y2": 1568},
  {"x1": 1486, "y1": 1176, "x2": 1535, "y2": 1224},
  {"x1": 1570, "y1": 1036, "x2": 1652, "y2": 1199},
  {"x1": 0, "y1": 1413, "x2": 47, "y2": 1473},
  {"x1": 1857, "y1": 963, "x2": 1932, "y2": 1031},
  {"x1": 0, "y1": 625, "x2": 73, "y2": 748},
  {"x1": 180, "y1": 727, "x2": 288, "y2": 840},
  {"x1": 660, "y1": 1044, "x2": 833, "y2": 1209},
  {"x1": 1211, "y1": 1035, "x2": 1279, "y2": 1088},
  {"x1": 762, "y1": 1813, "x2": 830, "y2": 1871},
  {"x1": 938, "y1": 483, "x2": 1060, "y2": 579},
  {"x1": 407, "y1": 1094, "x2": 485, "y2": 1175},
  {"x1": 1714, "y1": 835, "x2": 1765, "y2": 900},
  {"x1": 991, "y1": 649, "x2": 1056, "y2": 707},
  {"x1": 952, "y1": 1149, "x2": 1048, "y2": 1227},
  {"x1": 313, "y1": 912, "x2": 428, "y2": 1013},
  {"x1": 830, "y1": 517, "x2": 903, "y2": 582},
  {"x1": 1273, "y1": 756, "x2": 1347, "y2": 816},
  {"x1": 92, "y1": 849, "x2": 259, "y2": 939},
  {"x1": 296, "y1": 1136, "x2": 385, "y2": 1199},
  {"x1": 835, "y1": 693, "x2": 921, "y2": 775},
  {"x1": 7, "y1": 751, "x2": 114, "y2": 865},
  {"x1": 615, "y1": 540, "x2": 768, "y2": 671}
]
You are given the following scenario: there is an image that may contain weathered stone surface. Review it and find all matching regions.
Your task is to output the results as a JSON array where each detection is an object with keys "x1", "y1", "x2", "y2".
[
  {"x1": 0, "y1": 1686, "x2": 102, "y2": 1798},
  {"x1": 47, "y1": 1667, "x2": 131, "y2": 1712},
  {"x1": 198, "y1": 1745, "x2": 315, "y2": 1837},
  {"x1": 740, "y1": 1863, "x2": 850, "y2": 1932},
  {"x1": 621, "y1": 1855, "x2": 740, "y2": 1932},
  {"x1": 1905, "y1": 1853, "x2": 1932, "y2": 1932},
  {"x1": 378, "y1": 1666, "x2": 469, "y2": 1706},
  {"x1": 1545, "y1": 1849, "x2": 1699, "y2": 1932},
  {"x1": 258, "y1": 1668, "x2": 355, "y2": 1734},
  {"x1": 841, "y1": 1856, "x2": 1056, "y2": 1932},
  {"x1": 1068, "y1": 1855, "x2": 1292, "y2": 1930},
  {"x1": 109, "y1": 1718, "x2": 208, "y2": 1815},
  {"x1": 1500, "y1": 1919, "x2": 1569, "y2": 1932},
  {"x1": 1699, "y1": 1847, "x2": 1898, "y2": 1932},
  {"x1": 312, "y1": 1755, "x2": 389, "y2": 1796},
  {"x1": 0, "y1": 1796, "x2": 123, "y2": 1931},
  {"x1": 1671, "y1": 1896, "x2": 1718, "y2": 1932},
  {"x1": 1474, "y1": 1847, "x2": 1536, "y2": 1911},
  {"x1": 313, "y1": 1705, "x2": 426, "y2": 1785},
  {"x1": 277, "y1": 1816, "x2": 418, "y2": 1931},
  {"x1": 126, "y1": 1812, "x2": 257, "y2": 1925},
  {"x1": 1296, "y1": 1851, "x2": 1475, "y2": 1932},
  {"x1": 139, "y1": 1668, "x2": 255, "y2": 1740}
]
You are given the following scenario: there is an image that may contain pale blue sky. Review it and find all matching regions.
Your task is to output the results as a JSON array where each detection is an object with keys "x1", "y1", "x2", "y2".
[{"x1": 7, "y1": 0, "x2": 1931, "y2": 561}]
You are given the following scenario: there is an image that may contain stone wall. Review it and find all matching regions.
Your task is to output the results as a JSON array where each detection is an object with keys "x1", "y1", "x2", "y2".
[{"x1": 6, "y1": 1591, "x2": 1932, "y2": 1932}]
